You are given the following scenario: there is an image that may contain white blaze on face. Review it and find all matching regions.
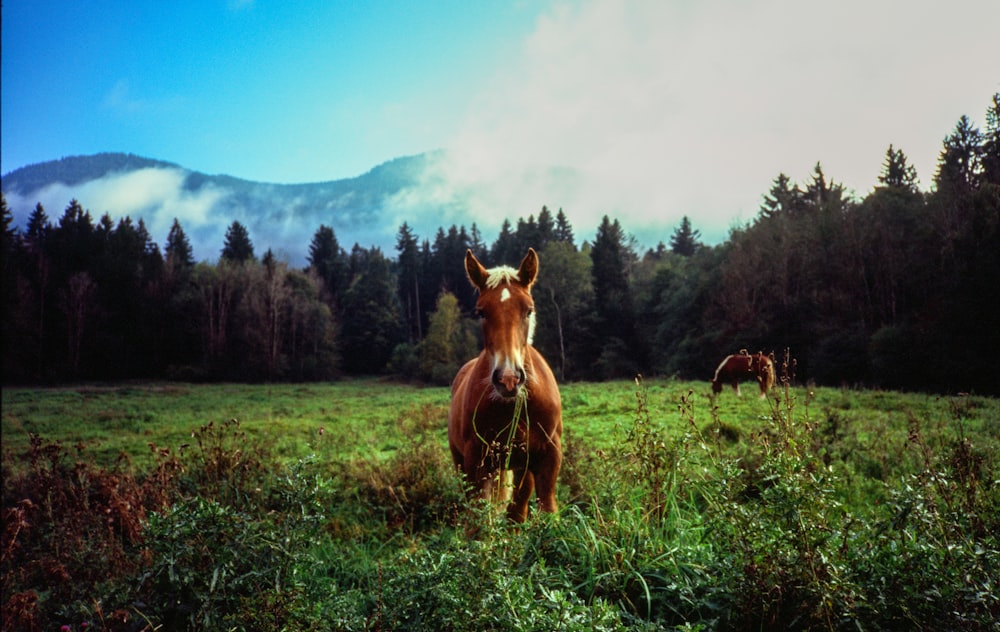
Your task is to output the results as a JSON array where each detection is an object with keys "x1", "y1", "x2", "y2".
[{"x1": 482, "y1": 265, "x2": 535, "y2": 393}]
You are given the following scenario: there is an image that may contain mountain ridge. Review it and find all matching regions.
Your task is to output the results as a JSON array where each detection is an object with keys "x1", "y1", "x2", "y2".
[{"x1": 1, "y1": 151, "x2": 448, "y2": 265}]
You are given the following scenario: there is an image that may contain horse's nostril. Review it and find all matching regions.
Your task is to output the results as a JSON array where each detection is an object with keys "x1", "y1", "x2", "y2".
[{"x1": 492, "y1": 368, "x2": 523, "y2": 396}]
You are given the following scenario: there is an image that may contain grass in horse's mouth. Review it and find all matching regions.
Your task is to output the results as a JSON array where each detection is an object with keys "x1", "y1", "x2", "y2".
[{"x1": 470, "y1": 386, "x2": 530, "y2": 496}]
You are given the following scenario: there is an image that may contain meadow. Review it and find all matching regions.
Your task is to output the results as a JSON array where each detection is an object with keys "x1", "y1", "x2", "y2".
[{"x1": 2, "y1": 377, "x2": 998, "y2": 630}]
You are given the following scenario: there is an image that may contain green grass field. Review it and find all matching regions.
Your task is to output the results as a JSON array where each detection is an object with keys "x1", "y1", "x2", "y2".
[
  {"x1": 3, "y1": 378, "x2": 998, "y2": 630},
  {"x1": 4, "y1": 377, "x2": 996, "y2": 482}
]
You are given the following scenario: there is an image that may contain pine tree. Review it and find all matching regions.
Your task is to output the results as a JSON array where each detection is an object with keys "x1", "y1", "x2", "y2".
[
  {"x1": 395, "y1": 222, "x2": 422, "y2": 341},
  {"x1": 26, "y1": 203, "x2": 50, "y2": 247},
  {"x1": 981, "y1": 92, "x2": 1000, "y2": 186},
  {"x1": 221, "y1": 221, "x2": 255, "y2": 263},
  {"x1": 307, "y1": 224, "x2": 345, "y2": 303},
  {"x1": 338, "y1": 248, "x2": 404, "y2": 374},
  {"x1": 878, "y1": 144, "x2": 919, "y2": 190},
  {"x1": 491, "y1": 219, "x2": 517, "y2": 263},
  {"x1": 554, "y1": 208, "x2": 575, "y2": 247},
  {"x1": 165, "y1": 218, "x2": 194, "y2": 268},
  {"x1": 668, "y1": 216, "x2": 702, "y2": 256},
  {"x1": 935, "y1": 115, "x2": 983, "y2": 197},
  {"x1": 589, "y1": 216, "x2": 639, "y2": 376},
  {"x1": 537, "y1": 206, "x2": 555, "y2": 249},
  {"x1": 515, "y1": 215, "x2": 539, "y2": 252},
  {"x1": 56, "y1": 199, "x2": 97, "y2": 272},
  {"x1": 759, "y1": 173, "x2": 802, "y2": 219},
  {"x1": 468, "y1": 223, "x2": 487, "y2": 260}
]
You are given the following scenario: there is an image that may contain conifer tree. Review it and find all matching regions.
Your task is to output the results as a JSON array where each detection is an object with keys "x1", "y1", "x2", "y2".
[
  {"x1": 536, "y1": 206, "x2": 555, "y2": 249},
  {"x1": 981, "y1": 92, "x2": 1000, "y2": 186},
  {"x1": 589, "y1": 215, "x2": 639, "y2": 376},
  {"x1": 935, "y1": 115, "x2": 983, "y2": 197},
  {"x1": 338, "y1": 248, "x2": 404, "y2": 374},
  {"x1": 395, "y1": 222, "x2": 422, "y2": 341},
  {"x1": 554, "y1": 208, "x2": 575, "y2": 246},
  {"x1": 878, "y1": 144, "x2": 919, "y2": 190},
  {"x1": 668, "y1": 216, "x2": 701, "y2": 256},
  {"x1": 307, "y1": 224, "x2": 345, "y2": 304},
  {"x1": 221, "y1": 221, "x2": 255, "y2": 263},
  {"x1": 490, "y1": 219, "x2": 517, "y2": 263},
  {"x1": 165, "y1": 218, "x2": 194, "y2": 268}
]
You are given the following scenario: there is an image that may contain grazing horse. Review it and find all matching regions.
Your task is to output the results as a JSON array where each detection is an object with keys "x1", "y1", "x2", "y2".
[
  {"x1": 711, "y1": 349, "x2": 775, "y2": 398},
  {"x1": 448, "y1": 248, "x2": 563, "y2": 522}
]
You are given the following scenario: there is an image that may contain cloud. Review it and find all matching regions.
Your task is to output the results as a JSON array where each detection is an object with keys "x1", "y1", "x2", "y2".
[
  {"x1": 7, "y1": 168, "x2": 232, "y2": 261},
  {"x1": 402, "y1": 0, "x2": 999, "y2": 246}
]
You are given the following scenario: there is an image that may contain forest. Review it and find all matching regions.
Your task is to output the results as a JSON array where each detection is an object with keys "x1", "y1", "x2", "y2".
[{"x1": 2, "y1": 94, "x2": 998, "y2": 394}]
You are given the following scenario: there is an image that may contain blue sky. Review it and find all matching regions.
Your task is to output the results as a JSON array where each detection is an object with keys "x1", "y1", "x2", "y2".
[
  {"x1": 3, "y1": 0, "x2": 999, "y2": 247},
  {"x1": 2, "y1": 1, "x2": 532, "y2": 182}
]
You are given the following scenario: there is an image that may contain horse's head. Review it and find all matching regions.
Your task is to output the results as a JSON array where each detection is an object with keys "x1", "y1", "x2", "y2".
[{"x1": 465, "y1": 248, "x2": 539, "y2": 399}]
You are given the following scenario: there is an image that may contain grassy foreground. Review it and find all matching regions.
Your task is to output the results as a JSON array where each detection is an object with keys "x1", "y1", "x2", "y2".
[{"x1": 2, "y1": 377, "x2": 999, "y2": 630}]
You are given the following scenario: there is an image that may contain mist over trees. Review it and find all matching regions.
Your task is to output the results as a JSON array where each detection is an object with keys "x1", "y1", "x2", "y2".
[{"x1": 3, "y1": 95, "x2": 998, "y2": 393}]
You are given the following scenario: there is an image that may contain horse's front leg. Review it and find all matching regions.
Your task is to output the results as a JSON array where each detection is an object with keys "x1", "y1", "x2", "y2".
[
  {"x1": 507, "y1": 468, "x2": 534, "y2": 522},
  {"x1": 531, "y1": 451, "x2": 561, "y2": 514}
]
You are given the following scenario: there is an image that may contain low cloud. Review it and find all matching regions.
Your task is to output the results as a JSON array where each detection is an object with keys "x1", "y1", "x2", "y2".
[{"x1": 7, "y1": 167, "x2": 233, "y2": 262}]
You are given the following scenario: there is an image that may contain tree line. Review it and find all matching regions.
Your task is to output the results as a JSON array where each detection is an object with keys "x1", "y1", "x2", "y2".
[{"x1": 2, "y1": 94, "x2": 998, "y2": 393}]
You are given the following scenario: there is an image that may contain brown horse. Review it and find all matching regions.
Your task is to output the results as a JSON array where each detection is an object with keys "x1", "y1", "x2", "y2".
[
  {"x1": 448, "y1": 248, "x2": 563, "y2": 522},
  {"x1": 711, "y1": 349, "x2": 775, "y2": 398}
]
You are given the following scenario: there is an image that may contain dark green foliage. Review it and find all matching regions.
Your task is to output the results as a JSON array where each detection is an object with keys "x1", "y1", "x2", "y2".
[
  {"x1": 395, "y1": 222, "x2": 422, "y2": 341},
  {"x1": 590, "y1": 216, "x2": 641, "y2": 377},
  {"x1": 339, "y1": 247, "x2": 405, "y2": 374},
  {"x1": 879, "y1": 144, "x2": 920, "y2": 190},
  {"x1": 3, "y1": 94, "x2": 1000, "y2": 391},
  {"x1": 220, "y1": 220, "x2": 255, "y2": 263},
  {"x1": 165, "y1": 217, "x2": 194, "y2": 268},
  {"x1": 308, "y1": 223, "x2": 346, "y2": 306},
  {"x1": 669, "y1": 215, "x2": 702, "y2": 256}
]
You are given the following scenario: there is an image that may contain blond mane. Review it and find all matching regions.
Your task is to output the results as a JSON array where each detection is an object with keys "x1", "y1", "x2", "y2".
[{"x1": 485, "y1": 266, "x2": 521, "y2": 290}]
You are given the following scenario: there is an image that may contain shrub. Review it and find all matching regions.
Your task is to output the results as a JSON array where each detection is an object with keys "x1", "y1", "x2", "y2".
[{"x1": 1, "y1": 435, "x2": 182, "y2": 631}]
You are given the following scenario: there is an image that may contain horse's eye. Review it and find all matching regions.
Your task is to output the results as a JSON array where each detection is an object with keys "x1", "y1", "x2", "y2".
[{"x1": 526, "y1": 307, "x2": 534, "y2": 318}]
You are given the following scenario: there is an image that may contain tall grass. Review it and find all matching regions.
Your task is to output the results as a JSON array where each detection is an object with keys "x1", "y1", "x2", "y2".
[{"x1": 2, "y1": 376, "x2": 998, "y2": 630}]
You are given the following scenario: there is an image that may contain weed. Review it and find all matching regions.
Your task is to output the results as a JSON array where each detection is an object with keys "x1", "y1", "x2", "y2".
[{"x1": 3, "y1": 379, "x2": 998, "y2": 630}]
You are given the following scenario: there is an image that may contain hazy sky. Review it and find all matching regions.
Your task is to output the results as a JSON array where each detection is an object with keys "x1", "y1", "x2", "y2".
[{"x1": 3, "y1": 0, "x2": 998, "y2": 246}]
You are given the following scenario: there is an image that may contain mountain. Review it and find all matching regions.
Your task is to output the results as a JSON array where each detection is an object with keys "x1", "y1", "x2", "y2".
[{"x1": 1, "y1": 152, "x2": 451, "y2": 266}]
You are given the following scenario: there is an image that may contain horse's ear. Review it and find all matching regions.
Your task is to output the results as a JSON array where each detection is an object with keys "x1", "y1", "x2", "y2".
[
  {"x1": 465, "y1": 249, "x2": 489, "y2": 291},
  {"x1": 518, "y1": 248, "x2": 539, "y2": 288}
]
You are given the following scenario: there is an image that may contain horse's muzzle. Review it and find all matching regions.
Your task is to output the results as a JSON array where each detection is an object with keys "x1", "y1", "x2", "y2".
[{"x1": 492, "y1": 367, "x2": 526, "y2": 398}]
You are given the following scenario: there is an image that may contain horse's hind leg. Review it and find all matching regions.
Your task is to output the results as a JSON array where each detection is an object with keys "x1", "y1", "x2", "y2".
[{"x1": 507, "y1": 468, "x2": 534, "y2": 522}]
